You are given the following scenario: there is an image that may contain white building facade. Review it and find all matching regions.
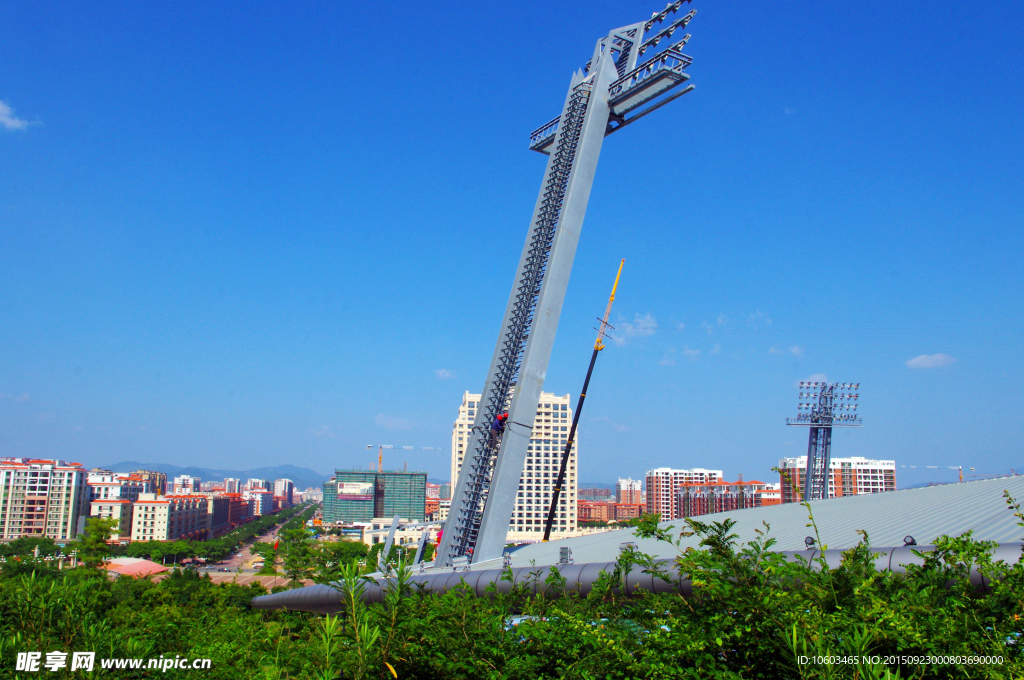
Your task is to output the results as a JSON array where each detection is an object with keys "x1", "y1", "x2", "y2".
[
  {"x1": 451, "y1": 391, "x2": 577, "y2": 542},
  {"x1": 0, "y1": 458, "x2": 88, "y2": 542},
  {"x1": 778, "y1": 456, "x2": 896, "y2": 503}
]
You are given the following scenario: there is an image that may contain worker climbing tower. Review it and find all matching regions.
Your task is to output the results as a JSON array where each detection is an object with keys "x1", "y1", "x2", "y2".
[{"x1": 438, "y1": 2, "x2": 698, "y2": 566}]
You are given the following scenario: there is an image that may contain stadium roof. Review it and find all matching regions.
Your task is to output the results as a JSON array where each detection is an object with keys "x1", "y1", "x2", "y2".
[{"x1": 504, "y1": 475, "x2": 1024, "y2": 569}]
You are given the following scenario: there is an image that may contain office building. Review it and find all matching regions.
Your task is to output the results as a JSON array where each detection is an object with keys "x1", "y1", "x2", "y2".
[
  {"x1": 273, "y1": 478, "x2": 294, "y2": 506},
  {"x1": 451, "y1": 391, "x2": 577, "y2": 540},
  {"x1": 615, "y1": 478, "x2": 643, "y2": 504},
  {"x1": 130, "y1": 493, "x2": 210, "y2": 542},
  {"x1": 0, "y1": 458, "x2": 88, "y2": 542},
  {"x1": 439, "y1": 483, "x2": 452, "y2": 500},
  {"x1": 323, "y1": 470, "x2": 427, "y2": 523},
  {"x1": 172, "y1": 475, "x2": 200, "y2": 495},
  {"x1": 645, "y1": 467, "x2": 724, "y2": 520},
  {"x1": 778, "y1": 456, "x2": 896, "y2": 503}
]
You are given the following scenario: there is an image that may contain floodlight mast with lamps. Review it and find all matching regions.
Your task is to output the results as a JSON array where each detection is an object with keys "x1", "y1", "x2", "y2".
[
  {"x1": 786, "y1": 382, "x2": 863, "y2": 501},
  {"x1": 437, "y1": 1, "x2": 698, "y2": 567}
]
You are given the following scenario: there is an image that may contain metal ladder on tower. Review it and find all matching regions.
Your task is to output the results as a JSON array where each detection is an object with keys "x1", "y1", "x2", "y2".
[{"x1": 443, "y1": 79, "x2": 594, "y2": 563}]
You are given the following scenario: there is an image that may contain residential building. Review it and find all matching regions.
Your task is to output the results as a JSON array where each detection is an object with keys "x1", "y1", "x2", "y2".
[
  {"x1": 323, "y1": 470, "x2": 427, "y2": 523},
  {"x1": 425, "y1": 497, "x2": 440, "y2": 520},
  {"x1": 87, "y1": 470, "x2": 148, "y2": 503},
  {"x1": 246, "y1": 478, "x2": 268, "y2": 492},
  {"x1": 172, "y1": 475, "x2": 200, "y2": 495},
  {"x1": 222, "y1": 493, "x2": 251, "y2": 527},
  {"x1": 439, "y1": 483, "x2": 452, "y2": 500},
  {"x1": 303, "y1": 487, "x2": 323, "y2": 503},
  {"x1": 247, "y1": 490, "x2": 274, "y2": 516},
  {"x1": 90, "y1": 499, "x2": 133, "y2": 543},
  {"x1": 129, "y1": 493, "x2": 210, "y2": 542},
  {"x1": 132, "y1": 470, "x2": 167, "y2": 495},
  {"x1": 273, "y1": 479, "x2": 294, "y2": 506},
  {"x1": 0, "y1": 458, "x2": 88, "y2": 542},
  {"x1": 778, "y1": 456, "x2": 897, "y2": 503},
  {"x1": 426, "y1": 483, "x2": 440, "y2": 499},
  {"x1": 678, "y1": 479, "x2": 782, "y2": 518},
  {"x1": 438, "y1": 498, "x2": 451, "y2": 521},
  {"x1": 579, "y1": 487, "x2": 613, "y2": 501},
  {"x1": 224, "y1": 478, "x2": 241, "y2": 494},
  {"x1": 205, "y1": 495, "x2": 231, "y2": 536},
  {"x1": 615, "y1": 478, "x2": 643, "y2": 504},
  {"x1": 578, "y1": 501, "x2": 646, "y2": 523},
  {"x1": 451, "y1": 391, "x2": 578, "y2": 541},
  {"x1": 645, "y1": 467, "x2": 724, "y2": 520}
]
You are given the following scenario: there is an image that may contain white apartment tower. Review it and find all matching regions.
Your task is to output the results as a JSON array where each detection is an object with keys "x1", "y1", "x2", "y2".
[
  {"x1": 172, "y1": 475, "x2": 201, "y2": 495},
  {"x1": 616, "y1": 477, "x2": 644, "y2": 504},
  {"x1": 645, "y1": 467, "x2": 724, "y2": 520},
  {"x1": 452, "y1": 391, "x2": 577, "y2": 541},
  {"x1": 0, "y1": 458, "x2": 89, "y2": 542},
  {"x1": 223, "y1": 478, "x2": 240, "y2": 494}
]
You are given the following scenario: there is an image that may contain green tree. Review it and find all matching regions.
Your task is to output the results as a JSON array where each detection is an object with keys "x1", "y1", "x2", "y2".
[{"x1": 75, "y1": 517, "x2": 118, "y2": 568}]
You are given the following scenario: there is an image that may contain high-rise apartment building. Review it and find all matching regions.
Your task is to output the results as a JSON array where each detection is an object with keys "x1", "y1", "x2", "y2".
[
  {"x1": 246, "y1": 478, "x2": 268, "y2": 492},
  {"x1": 223, "y1": 478, "x2": 240, "y2": 494},
  {"x1": 645, "y1": 467, "x2": 724, "y2": 520},
  {"x1": 273, "y1": 478, "x2": 294, "y2": 506},
  {"x1": 90, "y1": 499, "x2": 133, "y2": 543},
  {"x1": 0, "y1": 458, "x2": 88, "y2": 542},
  {"x1": 451, "y1": 391, "x2": 577, "y2": 540},
  {"x1": 172, "y1": 475, "x2": 200, "y2": 495},
  {"x1": 322, "y1": 470, "x2": 427, "y2": 523},
  {"x1": 132, "y1": 470, "x2": 167, "y2": 495},
  {"x1": 615, "y1": 478, "x2": 643, "y2": 504},
  {"x1": 778, "y1": 456, "x2": 896, "y2": 503}
]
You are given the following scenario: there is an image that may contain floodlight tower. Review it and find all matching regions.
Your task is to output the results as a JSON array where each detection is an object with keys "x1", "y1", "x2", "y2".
[
  {"x1": 786, "y1": 382, "x2": 863, "y2": 501},
  {"x1": 437, "y1": 2, "x2": 698, "y2": 567}
]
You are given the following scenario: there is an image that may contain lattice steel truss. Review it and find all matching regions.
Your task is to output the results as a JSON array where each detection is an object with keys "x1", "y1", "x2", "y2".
[
  {"x1": 786, "y1": 381, "x2": 863, "y2": 501},
  {"x1": 437, "y1": 2, "x2": 697, "y2": 566}
]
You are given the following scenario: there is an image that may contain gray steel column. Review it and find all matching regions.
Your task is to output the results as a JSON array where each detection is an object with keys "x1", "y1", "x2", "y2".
[{"x1": 471, "y1": 56, "x2": 618, "y2": 564}]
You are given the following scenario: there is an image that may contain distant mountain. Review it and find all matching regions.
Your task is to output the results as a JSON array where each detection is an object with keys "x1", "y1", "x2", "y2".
[{"x1": 97, "y1": 461, "x2": 330, "y2": 492}]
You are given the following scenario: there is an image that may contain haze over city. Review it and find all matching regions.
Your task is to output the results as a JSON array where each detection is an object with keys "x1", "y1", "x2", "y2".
[{"x1": 2, "y1": 0, "x2": 1022, "y2": 488}]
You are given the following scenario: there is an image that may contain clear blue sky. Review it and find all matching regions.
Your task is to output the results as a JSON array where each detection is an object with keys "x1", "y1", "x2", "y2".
[{"x1": 2, "y1": 1, "x2": 1022, "y2": 487}]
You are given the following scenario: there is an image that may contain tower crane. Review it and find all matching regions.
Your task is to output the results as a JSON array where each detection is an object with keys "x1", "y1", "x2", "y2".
[{"x1": 366, "y1": 444, "x2": 442, "y2": 473}]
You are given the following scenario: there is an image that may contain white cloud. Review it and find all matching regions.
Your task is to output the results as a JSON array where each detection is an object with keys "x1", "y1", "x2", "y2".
[
  {"x1": 789, "y1": 345, "x2": 804, "y2": 357},
  {"x1": 716, "y1": 314, "x2": 728, "y2": 325},
  {"x1": 375, "y1": 413, "x2": 413, "y2": 430},
  {"x1": 659, "y1": 347, "x2": 676, "y2": 366},
  {"x1": 0, "y1": 392, "x2": 30, "y2": 403},
  {"x1": 710, "y1": 343, "x2": 721, "y2": 355},
  {"x1": 0, "y1": 101, "x2": 33, "y2": 131},
  {"x1": 614, "y1": 313, "x2": 657, "y2": 346},
  {"x1": 310, "y1": 425, "x2": 338, "y2": 439},
  {"x1": 682, "y1": 346, "x2": 700, "y2": 359},
  {"x1": 906, "y1": 353, "x2": 955, "y2": 369},
  {"x1": 434, "y1": 369, "x2": 455, "y2": 380}
]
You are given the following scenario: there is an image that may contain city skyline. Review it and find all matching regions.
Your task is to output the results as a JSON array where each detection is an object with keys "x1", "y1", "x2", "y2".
[{"x1": 2, "y1": 1, "x2": 1022, "y2": 489}]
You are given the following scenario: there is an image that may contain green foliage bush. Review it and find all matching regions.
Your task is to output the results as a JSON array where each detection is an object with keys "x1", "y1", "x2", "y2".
[{"x1": 0, "y1": 497, "x2": 1022, "y2": 679}]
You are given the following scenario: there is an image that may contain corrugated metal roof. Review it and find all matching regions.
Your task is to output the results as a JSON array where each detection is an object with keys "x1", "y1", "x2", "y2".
[{"x1": 507, "y1": 476, "x2": 1024, "y2": 568}]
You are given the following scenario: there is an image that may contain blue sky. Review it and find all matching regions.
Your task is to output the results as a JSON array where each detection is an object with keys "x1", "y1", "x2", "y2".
[{"x1": 2, "y1": 1, "x2": 1022, "y2": 487}]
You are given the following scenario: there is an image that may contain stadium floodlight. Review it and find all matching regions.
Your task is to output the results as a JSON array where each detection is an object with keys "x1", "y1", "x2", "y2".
[{"x1": 785, "y1": 381, "x2": 863, "y2": 501}]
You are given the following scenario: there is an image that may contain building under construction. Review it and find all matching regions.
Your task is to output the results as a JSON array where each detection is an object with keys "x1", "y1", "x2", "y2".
[{"x1": 322, "y1": 469, "x2": 426, "y2": 523}]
